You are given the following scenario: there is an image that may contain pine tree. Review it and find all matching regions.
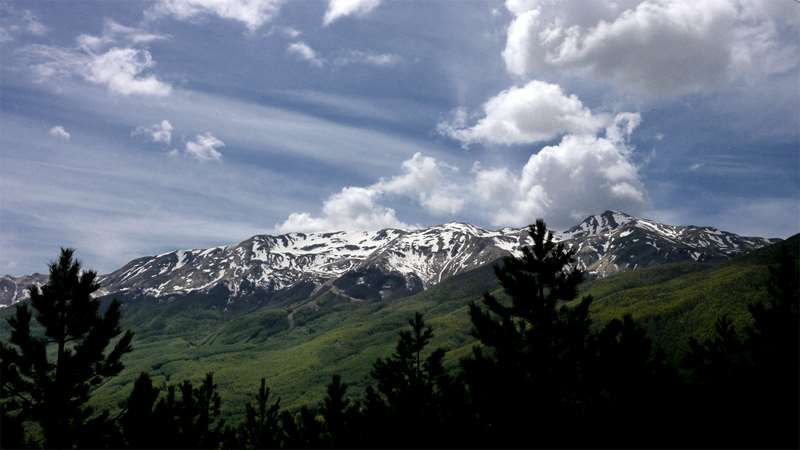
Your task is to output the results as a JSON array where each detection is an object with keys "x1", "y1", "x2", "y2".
[
  {"x1": 461, "y1": 219, "x2": 589, "y2": 446},
  {"x1": 744, "y1": 248, "x2": 799, "y2": 447},
  {"x1": 361, "y1": 313, "x2": 454, "y2": 447},
  {"x1": 318, "y1": 375, "x2": 355, "y2": 448},
  {"x1": 240, "y1": 377, "x2": 282, "y2": 449},
  {"x1": 119, "y1": 372, "x2": 162, "y2": 448},
  {"x1": 0, "y1": 248, "x2": 133, "y2": 448},
  {"x1": 682, "y1": 245, "x2": 800, "y2": 448},
  {"x1": 175, "y1": 373, "x2": 226, "y2": 448}
]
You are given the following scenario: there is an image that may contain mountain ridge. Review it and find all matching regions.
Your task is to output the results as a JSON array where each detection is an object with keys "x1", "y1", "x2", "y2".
[{"x1": 0, "y1": 211, "x2": 778, "y2": 308}]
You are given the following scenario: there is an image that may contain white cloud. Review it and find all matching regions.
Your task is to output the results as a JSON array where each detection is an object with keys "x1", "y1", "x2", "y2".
[
  {"x1": 333, "y1": 50, "x2": 402, "y2": 67},
  {"x1": 85, "y1": 47, "x2": 172, "y2": 96},
  {"x1": 502, "y1": 0, "x2": 799, "y2": 97},
  {"x1": 277, "y1": 152, "x2": 463, "y2": 232},
  {"x1": 282, "y1": 81, "x2": 648, "y2": 232},
  {"x1": 323, "y1": 0, "x2": 381, "y2": 26},
  {"x1": 376, "y1": 153, "x2": 464, "y2": 216},
  {"x1": 183, "y1": 132, "x2": 224, "y2": 161},
  {"x1": 48, "y1": 126, "x2": 71, "y2": 140},
  {"x1": 438, "y1": 80, "x2": 608, "y2": 146},
  {"x1": 21, "y1": 19, "x2": 171, "y2": 97},
  {"x1": 287, "y1": 41, "x2": 324, "y2": 67},
  {"x1": 472, "y1": 113, "x2": 647, "y2": 228},
  {"x1": 147, "y1": 0, "x2": 285, "y2": 31},
  {"x1": 132, "y1": 119, "x2": 174, "y2": 144},
  {"x1": 278, "y1": 186, "x2": 408, "y2": 233}
]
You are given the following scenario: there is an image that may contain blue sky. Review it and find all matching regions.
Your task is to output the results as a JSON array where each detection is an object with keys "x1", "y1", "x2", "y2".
[{"x1": 1, "y1": 0, "x2": 798, "y2": 275}]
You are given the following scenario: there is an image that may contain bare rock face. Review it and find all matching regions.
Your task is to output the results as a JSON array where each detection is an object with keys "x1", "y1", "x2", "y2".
[{"x1": 2, "y1": 211, "x2": 777, "y2": 307}]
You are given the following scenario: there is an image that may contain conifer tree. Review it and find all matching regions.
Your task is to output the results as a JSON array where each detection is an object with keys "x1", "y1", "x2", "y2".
[
  {"x1": 744, "y1": 248, "x2": 799, "y2": 447},
  {"x1": 461, "y1": 219, "x2": 589, "y2": 446},
  {"x1": 240, "y1": 377, "x2": 282, "y2": 449},
  {"x1": 280, "y1": 405, "x2": 324, "y2": 449},
  {"x1": 361, "y1": 313, "x2": 453, "y2": 447},
  {"x1": 0, "y1": 248, "x2": 133, "y2": 448},
  {"x1": 318, "y1": 375, "x2": 355, "y2": 448},
  {"x1": 682, "y1": 245, "x2": 800, "y2": 448},
  {"x1": 119, "y1": 372, "x2": 162, "y2": 448}
]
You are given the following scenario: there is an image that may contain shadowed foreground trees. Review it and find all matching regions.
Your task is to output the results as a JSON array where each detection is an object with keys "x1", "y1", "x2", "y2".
[
  {"x1": 0, "y1": 248, "x2": 133, "y2": 448},
  {"x1": 1, "y1": 228, "x2": 798, "y2": 448}
]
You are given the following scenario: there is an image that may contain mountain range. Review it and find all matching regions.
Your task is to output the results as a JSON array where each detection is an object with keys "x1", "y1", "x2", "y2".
[{"x1": 0, "y1": 211, "x2": 777, "y2": 308}]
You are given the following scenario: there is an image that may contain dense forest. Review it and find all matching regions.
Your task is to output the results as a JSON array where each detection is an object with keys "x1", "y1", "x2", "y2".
[{"x1": 1, "y1": 220, "x2": 797, "y2": 449}]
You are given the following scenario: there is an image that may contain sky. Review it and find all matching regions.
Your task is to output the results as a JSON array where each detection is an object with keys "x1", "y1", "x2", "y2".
[{"x1": 0, "y1": 0, "x2": 798, "y2": 275}]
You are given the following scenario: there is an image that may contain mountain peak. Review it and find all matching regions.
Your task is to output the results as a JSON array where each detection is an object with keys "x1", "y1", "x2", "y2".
[
  {"x1": 563, "y1": 210, "x2": 637, "y2": 238},
  {"x1": 2, "y1": 212, "x2": 777, "y2": 308}
]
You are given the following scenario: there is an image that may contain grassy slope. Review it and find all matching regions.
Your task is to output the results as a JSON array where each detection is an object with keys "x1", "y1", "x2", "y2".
[
  {"x1": 86, "y1": 263, "x2": 498, "y2": 419},
  {"x1": 2, "y1": 235, "x2": 795, "y2": 420},
  {"x1": 580, "y1": 234, "x2": 799, "y2": 359}
]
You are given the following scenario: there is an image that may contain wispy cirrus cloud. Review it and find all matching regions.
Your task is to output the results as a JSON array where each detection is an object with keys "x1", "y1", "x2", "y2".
[
  {"x1": 0, "y1": 2, "x2": 46, "y2": 43},
  {"x1": 333, "y1": 50, "x2": 402, "y2": 67}
]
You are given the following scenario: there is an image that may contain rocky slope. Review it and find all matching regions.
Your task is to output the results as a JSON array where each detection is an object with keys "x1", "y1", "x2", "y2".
[{"x1": 1, "y1": 211, "x2": 778, "y2": 307}]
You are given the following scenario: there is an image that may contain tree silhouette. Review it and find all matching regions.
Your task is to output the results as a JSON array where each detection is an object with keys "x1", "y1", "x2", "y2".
[
  {"x1": 280, "y1": 405, "x2": 324, "y2": 449},
  {"x1": 0, "y1": 248, "x2": 133, "y2": 448},
  {"x1": 683, "y1": 246, "x2": 800, "y2": 448},
  {"x1": 461, "y1": 219, "x2": 590, "y2": 446},
  {"x1": 239, "y1": 377, "x2": 282, "y2": 449},
  {"x1": 743, "y1": 248, "x2": 799, "y2": 448},
  {"x1": 119, "y1": 372, "x2": 162, "y2": 448},
  {"x1": 360, "y1": 312, "x2": 456, "y2": 447}
]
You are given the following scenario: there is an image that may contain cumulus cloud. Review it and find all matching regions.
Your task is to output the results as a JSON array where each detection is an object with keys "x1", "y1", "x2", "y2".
[
  {"x1": 278, "y1": 186, "x2": 408, "y2": 233},
  {"x1": 376, "y1": 153, "x2": 464, "y2": 216},
  {"x1": 472, "y1": 114, "x2": 647, "y2": 228},
  {"x1": 324, "y1": 0, "x2": 381, "y2": 25},
  {"x1": 20, "y1": 19, "x2": 171, "y2": 97},
  {"x1": 333, "y1": 50, "x2": 402, "y2": 67},
  {"x1": 277, "y1": 152, "x2": 463, "y2": 233},
  {"x1": 48, "y1": 126, "x2": 71, "y2": 140},
  {"x1": 183, "y1": 132, "x2": 224, "y2": 161},
  {"x1": 279, "y1": 116, "x2": 646, "y2": 232},
  {"x1": 287, "y1": 41, "x2": 324, "y2": 67},
  {"x1": 282, "y1": 79, "x2": 649, "y2": 232},
  {"x1": 438, "y1": 80, "x2": 608, "y2": 146},
  {"x1": 147, "y1": 0, "x2": 284, "y2": 31},
  {"x1": 132, "y1": 119, "x2": 174, "y2": 144},
  {"x1": 502, "y1": 0, "x2": 799, "y2": 97}
]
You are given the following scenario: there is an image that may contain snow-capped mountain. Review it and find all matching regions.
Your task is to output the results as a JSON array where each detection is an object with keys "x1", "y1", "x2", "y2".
[
  {"x1": 560, "y1": 211, "x2": 777, "y2": 275},
  {"x1": 0, "y1": 273, "x2": 48, "y2": 307},
  {"x1": 1, "y1": 211, "x2": 778, "y2": 307}
]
